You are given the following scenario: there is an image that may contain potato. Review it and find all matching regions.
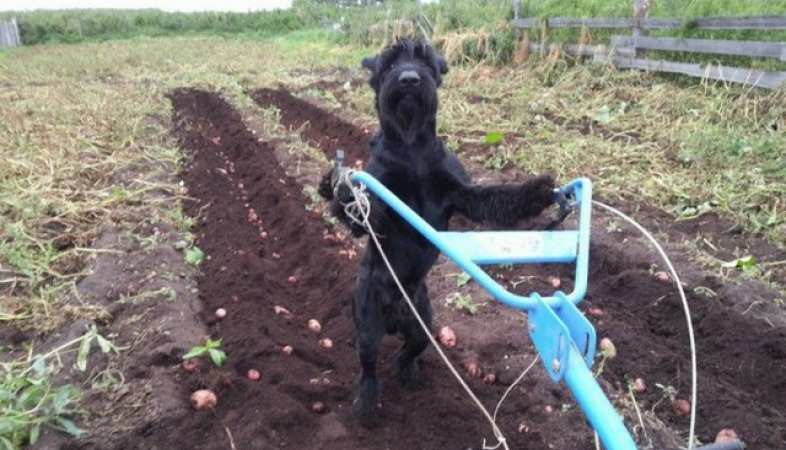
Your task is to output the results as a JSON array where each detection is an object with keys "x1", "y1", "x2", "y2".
[
  {"x1": 463, "y1": 359, "x2": 481, "y2": 378},
  {"x1": 438, "y1": 326, "x2": 457, "y2": 348},
  {"x1": 715, "y1": 429, "x2": 738, "y2": 443},
  {"x1": 672, "y1": 399, "x2": 690, "y2": 416},
  {"x1": 273, "y1": 305, "x2": 292, "y2": 317},
  {"x1": 318, "y1": 338, "x2": 333, "y2": 349},
  {"x1": 190, "y1": 389, "x2": 217, "y2": 410},
  {"x1": 587, "y1": 307, "x2": 605, "y2": 318},
  {"x1": 599, "y1": 337, "x2": 617, "y2": 359},
  {"x1": 654, "y1": 271, "x2": 670, "y2": 283},
  {"x1": 247, "y1": 369, "x2": 261, "y2": 381},
  {"x1": 182, "y1": 359, "x2": 200, "y2": 373},
  {"x1": 308, "y1": 319, "x2": 322, "y2": 333}
]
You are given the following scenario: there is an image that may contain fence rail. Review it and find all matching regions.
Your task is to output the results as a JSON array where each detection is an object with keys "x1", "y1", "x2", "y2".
[
  {"x1": 0, "y1": 18, "x2": 21, "y2": 49},
  {"x1": 610, "y1": 35, "x2": 786, "y2": 61},
  {"x1": 512, "y1": 9, "x2": 786, "y2": 90},
  {"x1": 596, "y1": 54, "x2": 786, "y2": 90},
  {"x1": 513, "y1": 15, "x2": 786, "y2": 30}
]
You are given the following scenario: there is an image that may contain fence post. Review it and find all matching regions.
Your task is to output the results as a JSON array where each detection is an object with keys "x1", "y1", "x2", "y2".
[
  {"x1": 12, "y1": 17, "x2": 19, "y2": 46},
  {"x1": 632, "y1": 0, "x2": 651, "y2": 57}
]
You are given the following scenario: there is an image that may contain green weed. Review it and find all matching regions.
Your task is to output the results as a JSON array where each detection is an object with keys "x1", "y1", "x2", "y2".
[
  {"x1": 445, "y1": 292, "x2": 480, "y2": 315},
  {"x1": 183, "y1": 339, "x2": 227, "y2": 367},
  {"x1": 0, "y1": 325, "x2": 119, "y2": 449},
  {"x1": 184, "y1": 246, "x2": 204, "y2": 267}
]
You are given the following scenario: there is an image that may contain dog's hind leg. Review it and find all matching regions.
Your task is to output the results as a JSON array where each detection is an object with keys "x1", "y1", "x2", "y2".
[
  {"x1": 394, "y1": 283, "x2": 432, "y2": 388},
  {"x1": 353, "y1": 278, "x2": 386, "y2": 425}
]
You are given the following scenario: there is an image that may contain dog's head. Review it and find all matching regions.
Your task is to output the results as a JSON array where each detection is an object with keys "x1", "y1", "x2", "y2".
[{"x1": 361, "y1": 39, "x2": 449, "y2": 144}]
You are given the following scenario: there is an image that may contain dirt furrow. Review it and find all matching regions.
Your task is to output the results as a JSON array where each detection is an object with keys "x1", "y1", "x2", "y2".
[{"x1": 251, "y1": 88, "x2": 373, "y2": 166}]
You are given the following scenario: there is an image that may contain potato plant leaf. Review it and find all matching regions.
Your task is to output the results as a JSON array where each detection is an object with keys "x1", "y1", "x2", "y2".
[{"x1": 484, "y1": 131, "x2": 505, "y2": 145}]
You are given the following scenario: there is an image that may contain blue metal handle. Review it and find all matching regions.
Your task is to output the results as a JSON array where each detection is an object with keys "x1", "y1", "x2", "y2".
[
  {"x1": 350, "y1": 171, "x2": 592, "y2": 310},
  {"x1": 564, "y1": 346, "x2": 638, "y2": 450}
]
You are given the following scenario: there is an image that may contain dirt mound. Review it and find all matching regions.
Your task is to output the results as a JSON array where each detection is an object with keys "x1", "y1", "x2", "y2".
[{"x1": 251, "y1": 88, "x2": 373, "y2": 166}]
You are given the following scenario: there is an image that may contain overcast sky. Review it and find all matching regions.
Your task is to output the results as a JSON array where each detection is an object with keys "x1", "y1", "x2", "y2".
[{"x1": 0, "y1": 0, "x2": 293, "y2": 12}]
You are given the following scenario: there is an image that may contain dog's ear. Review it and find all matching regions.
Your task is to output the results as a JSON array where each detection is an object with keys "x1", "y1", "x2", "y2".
[
  {"x1": 437, "y1": 56, "x2": 449, "y2": 75},
  {"x1": 361, "y1": 56, "x2": 377, "y2": 72}
]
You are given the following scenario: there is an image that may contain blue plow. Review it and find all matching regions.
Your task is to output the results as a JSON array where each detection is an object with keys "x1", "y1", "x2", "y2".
[{"x1": 350, "y1": 171, "x2": 638, "y2": 450}]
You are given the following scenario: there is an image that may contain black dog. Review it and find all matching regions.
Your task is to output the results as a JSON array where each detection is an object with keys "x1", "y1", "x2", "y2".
[{"x1": 319, "y1": 39, "x2": 556, "y2": 424}]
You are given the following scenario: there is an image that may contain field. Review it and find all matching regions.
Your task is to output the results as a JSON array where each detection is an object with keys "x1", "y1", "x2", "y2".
[{"x1": 1, "y1": 5, "x2": 786, "y2": 450}]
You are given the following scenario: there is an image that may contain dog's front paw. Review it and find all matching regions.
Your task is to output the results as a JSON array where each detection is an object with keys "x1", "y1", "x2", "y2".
[{"x1": 525, "y1": 174, "x2": 557, "y2": 209}]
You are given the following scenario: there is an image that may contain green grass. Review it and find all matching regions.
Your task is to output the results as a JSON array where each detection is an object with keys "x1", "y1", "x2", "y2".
[
  {"x1": 4, "y1": 0, "x2": 786, "y2": 71},
  {"x1": 522, "y1": 0, "x2": 786, "y2": 17}
]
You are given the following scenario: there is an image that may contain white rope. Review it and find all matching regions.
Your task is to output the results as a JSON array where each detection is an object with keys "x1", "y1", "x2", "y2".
[
  {"x1": 592, "y1": 200, "x2": 697, "y2": 450},
  {"x1": 337, "y1": 169, "x2": 510, "y2": 450},
  {"x1": 482, "y1": 355, "x2": 540, "y2": 450},
  {"x1": 491, "y1": 355, "x2": 539, "y2": 426}
]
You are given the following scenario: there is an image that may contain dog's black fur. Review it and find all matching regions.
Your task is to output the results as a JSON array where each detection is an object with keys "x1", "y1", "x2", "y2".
[{"x1": 319, "y1": 39, "x2": 556, "y2": 424}]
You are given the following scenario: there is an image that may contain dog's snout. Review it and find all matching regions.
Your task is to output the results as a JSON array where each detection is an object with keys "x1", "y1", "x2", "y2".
[{"x1": 398, "y1": 70, "x2": 420, "y2": 86}]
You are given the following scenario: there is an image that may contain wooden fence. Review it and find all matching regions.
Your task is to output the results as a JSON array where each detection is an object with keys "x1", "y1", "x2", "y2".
[
  {"x1": 512, "y1": 4, "x2": 786, "y2": 90},
  {"x1": 0, "y1": 18, "x2": 21, "y2": 49}
]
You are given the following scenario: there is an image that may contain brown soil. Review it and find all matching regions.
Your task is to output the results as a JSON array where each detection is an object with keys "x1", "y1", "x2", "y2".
[{"x1": 7, "y1": 66, "x2": 784, "y2": 450}]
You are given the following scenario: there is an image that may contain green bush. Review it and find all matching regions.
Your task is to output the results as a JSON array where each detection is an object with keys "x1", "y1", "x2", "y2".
[{"x1": 2, "y1": 8, "x2": 311, "y2": 45}]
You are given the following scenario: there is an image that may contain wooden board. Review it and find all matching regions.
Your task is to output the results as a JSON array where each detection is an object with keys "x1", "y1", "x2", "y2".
[
  {"x1": 612, "y1": 35, "x2": 786, "y2": 60},
  {"x1": 513, "y1": 15, "x2": 786, "y2": 30},
  {"x1": 595, "y1": 54, "x2": 786, "y2": 89}
]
